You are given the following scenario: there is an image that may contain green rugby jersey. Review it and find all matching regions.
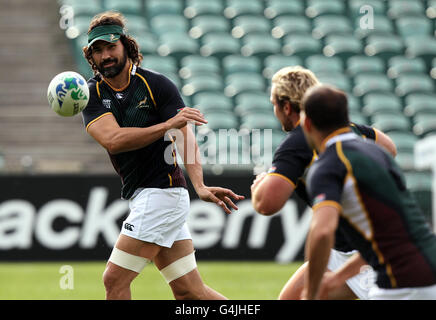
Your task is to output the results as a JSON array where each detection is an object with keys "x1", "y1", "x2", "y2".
[
  {"x1": 308, "y1": 128, "x2": 436, "y2": 289},
  {"x1": 82, "y1": 64, "x2": 187, "y2": 199}
]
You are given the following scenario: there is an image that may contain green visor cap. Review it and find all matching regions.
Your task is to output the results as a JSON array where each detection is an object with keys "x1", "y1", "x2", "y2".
[{"x1": 87, "y1": 25, "x2": 124, "y2": 48}]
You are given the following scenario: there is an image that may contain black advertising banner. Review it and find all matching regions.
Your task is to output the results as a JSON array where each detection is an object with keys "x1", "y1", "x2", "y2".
[{"x1": 0, "y1": 174, "x2": 311, "y2": 261}]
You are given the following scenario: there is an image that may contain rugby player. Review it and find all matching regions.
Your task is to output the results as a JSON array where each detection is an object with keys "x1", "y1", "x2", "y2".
[
  {"x1": 250, "y1": 66, "x2": 396, "y2": 300},
  {"x1": 81, "y1": 11, "x2": 244, "y2": 300},
  {"x1": 300, "y1": 84, "x2": 436, "y2": 300}
]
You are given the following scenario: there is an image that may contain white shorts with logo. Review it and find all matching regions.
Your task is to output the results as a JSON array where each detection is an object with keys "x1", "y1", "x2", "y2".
[
  {"x1": 327, "y1": 249, "x2": 376, "y2": 300},
  {"x1": 121, "y1": 187, "x2": 192, "y2": 248}
]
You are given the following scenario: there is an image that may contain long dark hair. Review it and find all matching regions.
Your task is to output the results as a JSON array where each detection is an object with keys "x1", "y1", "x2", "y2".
[{"x1": 82, "y1": 11, "x2": 143, "y2": 75}]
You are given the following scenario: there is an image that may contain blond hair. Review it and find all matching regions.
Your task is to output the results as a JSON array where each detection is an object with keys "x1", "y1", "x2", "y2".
[{"x1": 271, "y1": 66, "x2": 319, "y2": 112}]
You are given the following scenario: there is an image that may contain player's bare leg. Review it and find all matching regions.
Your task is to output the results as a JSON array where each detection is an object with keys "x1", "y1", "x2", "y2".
[
  {"x1": 103, "y1": 234, "x2": 161, "y2": 300},
  {"x1": 154, "y1": 239, "x2": 227, "y2": 300},
  {"x1": 278, "y1": 262, "x2": 357, "y2": 300}
]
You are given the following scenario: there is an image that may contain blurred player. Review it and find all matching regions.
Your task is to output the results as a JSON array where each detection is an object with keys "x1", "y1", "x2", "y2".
[
  {"x1": 250, "y1": 66, "x2": 396, "y2": 300},
  {"x1": 81, "y1": 11, "x2": 244, "y2": 300},
  {"x1": 300, "y1": 84, "x2": 436, "y2": 300}
]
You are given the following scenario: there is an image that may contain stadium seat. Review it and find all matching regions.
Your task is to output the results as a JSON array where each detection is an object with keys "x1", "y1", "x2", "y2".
[
  {"x1": 142, "y1": 55, "x2": 178, "y2": 75},
  {"x1": 305, "y1": 0, "x2": 346, "y2": 19},
  {"x1": 240, "y1": 113, "x2": 281, "y2": 130},
  {"x1": 346, "y1": 56, "x2": 385, "y2": 77},
  {"x1": 427, "y1": 0, "x2": 436, "y2": 19},
  {"x1": 145, "y1": 0, "x2": 183, "y2": 19},
  {"x1": 234, "y1": 92, "x2": 272, "y2": 117},
  {"x1": 200, "y1": 33, "x2": 241, "y2": 59},
  {"x1": 349, "y1": 0, "x2": 386, "y2": 19},
  {"x1": 62, "y1": 0, "x2": 102, "y2": 17},
  {"x1": 184, "y1": 0, "x2": 224, "y2": 19},
  {"x1": 395, "y1": 75, "x2": 435, "y2": 98},
  {"x1": 387, "y1": 56, "x2": 427, "y2": 79},
  {"x1": 354, "y1": 15, "x2": 394, "y2": 40},
  {"x1": 412, "y1": 116, "x2": 436, "y2": 137},
  {"x1": 349, "y1": 111, "x2": 369, "y2": 126},
  {"x1": 346, "y1": 94, "x2": 362, "y2": 114},
  {"x1": 224, "y1": 72, "x2": 266, "y2": 97},
  {"x1": 263, "y1": 55, "x2": 303, "y2": 79},
  {"x1": 396, "y1": 16, "x2": 433, "y2": 40},
  {"x1": 371, "y1": 113, "x2": 411, "y2": 133},
  {"x1": 224, "y1": 0, "x2": 264, "y2": 19},
  {"x1": 306, "y1": 55, "x2": 344, "y2": 74},
  {"x1": 181, "y1": 74, "x2": 224, "y2": 97},
  {"x1": 123, "y1": 14, "x2": 150, "y2": 34},
  {"x1": 231, "y1": 15, "x2": 271, "y2": 39},
  {"x1": 312, "y1": 16, "x2": 353, "y2": 39},
  {"x1": 264, "y1": 0, "x2": 305, "y2": 19},
  {"x1": 323, "y1": 35, "x2": 363, "y2": 61},
  {"x1": 150, "y1": 14, "x2": 189, "y2": 36},
  {"x1": 386, "y1": 131, "x2": 418, "y2": 153},
  {"x1": 192, "y1": 92, "x2": 234, "y2": 113},
  {"x1": 431, "y1": 58, "x2": 436, "y2": 79},
  {"x1": 361, "y1": 93, "x2": 403, "y2": 117},
  {"x1": 203, "y1": 111, "x2": 239, "y2": 130},
  {"x1": 404, "y1": 93, "x2": 436, "y2": 117},
  {"x1": 282, "y1": 34, "x2": 323, "y2": 58},
  {"x1": 157, "y1": 32, "x2": 199, "y2": 60},
  {"x1": 271, "y1": 16, "x2": 311, "y2": 39},
  {"x1": 104, "y1": 0, "x2": 143, "y2": 15},
  {"x1": 241, "y1": 34, "x2": 281, "y2": 59},
  {"x1": 222, "y1": 55, "x2": 262, "y2": 76},
  {"x1": 404, "y1": 170, "x2": 433, "y2": 223},
  {"x1": 395, "y1": 151, "x2": 415, "y2": 171},
  {"x1": 387, "y1": 0, "x2": 425, "y2": 19},
  {"x1": 365, "y1": 35, "x2": 404, "y2": 60},
  {"x1": 134, "y1": 32, "x2": 159, "y2": 55},
  {"x1": 317, "y1": 73, "x2": 352, "y2": 92},
  {"x1": 189, "y1": 15, "x2": 230, "y2": 39},
  {"x1": 405, "y1": 37, "x2": 436, "y2": 66},
  {"x1": 179, "y1": 55, "x2": 221, "y2": 79},
  {"x1": 353, "y1": 74, "x2": 394, "y2": 97}
]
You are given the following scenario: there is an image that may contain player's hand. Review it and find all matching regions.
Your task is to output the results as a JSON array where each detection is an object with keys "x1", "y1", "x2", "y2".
[
  {"x1": 250, "y1": 172, "x2": 268, "y2": 193},
  {"x1": 166, "y1": 107, "x2": 207, "y2": 129},
  {"x1": 196, "y1": 186, "x2": 245, "y2": 214}
]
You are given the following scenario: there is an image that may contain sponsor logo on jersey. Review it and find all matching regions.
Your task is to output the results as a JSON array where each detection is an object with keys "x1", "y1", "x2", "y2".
[{"x1": 102, "y1": 99, "x2": 111, "y2": 109}]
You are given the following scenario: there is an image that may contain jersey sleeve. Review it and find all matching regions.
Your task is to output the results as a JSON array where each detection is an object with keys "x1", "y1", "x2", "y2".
[
  {"x1": 151, "y1": 73, "x2": 186, "y2": 121},
  {"x1": 350, "y1": 122, "x2": 376, "y2": 141},
  {"x1": 81, "y1": 79, "x2": 111, "y2": 131}
]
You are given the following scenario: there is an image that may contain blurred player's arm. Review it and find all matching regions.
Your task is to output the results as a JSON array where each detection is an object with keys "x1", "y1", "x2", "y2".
[
  {"x1": 86, "y1": 108, "x2": 206, "y2": 154},
  {"x1": 251, "y1": 173, "x2": 295, "y2": 216},
  {"x1": 302, "y1": 204, "x2": 340, "y2": 300},
  {"x1": 176, "y1": 124, "x2": 244, "y2": 214},
  {"x1": 374, "y1": 128, "x2": 397, "y2": 157}
]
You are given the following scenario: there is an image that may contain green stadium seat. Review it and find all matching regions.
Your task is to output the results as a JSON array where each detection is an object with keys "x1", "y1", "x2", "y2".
[
  {"x1": 387, "y1": 131, "x2": 418, "y2": 153},
  {"x1": 346, "y1": 56, "x2": 385, "y2": 77},
  {"x1": 412, "y1": 116, "x2": 436, "y2": 137},
  {"x1": 145, "y1": 0, "x2": 183, "y2": 19},
  {"x1": 404, "y1": 170, "x2": 433, "y2": 223},
  {"x1": 231, "y1": 15, "x2": 271, "y2": 39},
  {"x1": 405, "y1": 37, "x2": 436, "y2": 66},
  {"x1": 164, "y1": 72, "x2": 183, "y2": 90},
  {"x1": 395, "y1": 151, "x2": 415, "y2": 171},
  {"x1": 427, "y1": 0, "x2": 436, "y2": 19},
  {"x1": 349, "y1": 0, "x2": 386, "y2": 19},
  {"x1": 317, "y1": 73, "x2": 352, "y2": 92},
  {"x1": 224, "y1": 0, "x2": 264, "y2": 19},
  {"x1": 179, "y1": 55, "x2": 220, "y2": 79},
  {"x1": 354, "y1": 15, "x2": 394, "y2": 40},
  {"x1": 353, "y1": 74, "x2": 394, "y2": 97},
  {"x1": 349, "y1": 111, "x2": 369, "y2": 126},
  {"x1": 150, "y1": 14, "x2": 189, "y2": 36},
  {"x1": 104, "y1": 0, "x2": 143, "y2": 15},
  {"x1": 306, "y1": 55, "x2": 344, "y2": 74},
  {"x1": 263, "y1": 55, "x2": 303, "y2": 79},
  {"x1": 404, "y1": 94, "x2": 436, "y2": 117},
  {"x1": 241, "y1": 34, "x2": 281, "y2": 59},
  {"x1": 264, "y1": 0, "x2": 305, "y2": 19},
  {"x1": 271, "y1": 16, "x2": 312, "y2": 39},
  {"x1": 396, "y1": 16, "x2": 433, "y2": 39},
  {"x1": 395, "y1": 75, "x2": 435, "y2": 98},
  {"x1": 234, "y1": 92, "x2": 272, "y2": 117},
  {"x1": 431, "y1": 58, "x2": 436, "y2": 79},
  {"x1": 69, "y1": 15, "x2": 93, "y2": 35},
  {"x1": 63, "y1": 0, "x2": 102, "y2": 17},
  {"x1": 305, "y1": 0, "x2": 346, "y2": 19},
  {"x1": 282, "y1": 35, "x2": 323, "y2": 58},
  {"x1": 181, "y1": 74, "x2": 224, "y2": 97},
  {"x1": 346, "y1": 94, "x2": 362, "y2": 114},
  {"x1": 134, "y1": 33, "x2": 159, "y2": 55},
  {"x1": 200, "y1": 33, "x2": 241, "y2": 59},
  {"x1": 192, "y1": 92, "x2": 233, "y2": 113},
  {"x1": 362, "y1": 93, "x2": 403, "y2": 117},
  {"x1": 142, "y1": 55, "x2": 178, "y2": 75},
  {"x1": 184, "y1": 0, "x2": 224, "y2": 19},
  {"x1": 189, "y1": 15, "x2": 230, "y2": 39},
  {"x1": 240, "y1": 113, "x2": 281, "y2": 130},
  {"x1": 371, "y1": 113, "x2": 411, "y2": 133},
  {"x1": 323, "y1": 35, "x2": 363, "y2": 61},
  {"x1": 387, "y1": 0, "x2": 425, "y2": 19},
  {"x1": 387, "y1": 56, "x2": 427, "y2": 79},
  {"x1": 224, "y1": 72, "x2": 266, "y2": 97},
  {"x1": 157, "y1": 33, "x2": 199, "y2": 60},
  {"x1": 312, "y1": 16, "x2": 353, "y2": 39},
  {"x1": 222, "y1": 55, "x2": 262, "y2": 76},
  {"x1": 123, "y1": 15, "x2": 150, "y2": 35},
  {"x1": 365, "y1": 35, "x2": 404, "y2": 60},
  {"x1": 203, "y1": 111, "x2": 239, "y2": 130}
]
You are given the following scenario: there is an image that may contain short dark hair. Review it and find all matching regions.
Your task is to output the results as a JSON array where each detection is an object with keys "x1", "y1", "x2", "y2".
[{"x1": 301, "y1": 84, "x2": 350, "y2": 132}]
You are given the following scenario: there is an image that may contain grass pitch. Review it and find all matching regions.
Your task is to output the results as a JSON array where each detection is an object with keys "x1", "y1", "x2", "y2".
[{"x1": 0, "y1": 261, "x2": 302, "y2": 300}]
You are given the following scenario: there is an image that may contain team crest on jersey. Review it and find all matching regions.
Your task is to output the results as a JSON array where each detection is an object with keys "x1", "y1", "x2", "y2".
[
  {"x1": 136, "y1": 97, "x2": 150, "y2": 109},
  {"x1": 102, "y1": 99, "x2": 111, "y2": 109}
]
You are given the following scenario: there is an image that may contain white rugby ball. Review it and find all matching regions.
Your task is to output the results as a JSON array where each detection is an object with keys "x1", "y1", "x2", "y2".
[{"x1": 47, "y1": 71, "x2": 89, "y2": 117}]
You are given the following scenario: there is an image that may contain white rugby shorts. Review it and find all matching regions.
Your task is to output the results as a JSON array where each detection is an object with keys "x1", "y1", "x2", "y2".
[
  {"x1": 121, "y1": 187, "x2": 191, "y2": 248},
  {"x1": 327, "y1": 249, "x2": 376, "y2": 300},
  {"x1": 368, "y1": 283, "x2": 436, "y2": 300}
]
